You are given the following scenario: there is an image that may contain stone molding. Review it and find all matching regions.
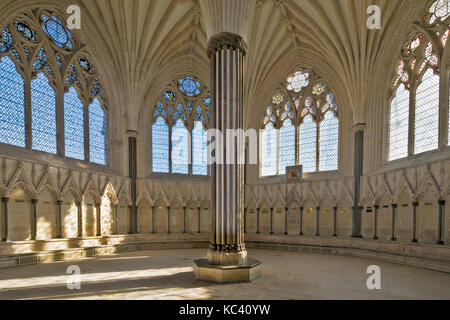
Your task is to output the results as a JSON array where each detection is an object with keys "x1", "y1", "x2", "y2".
[{"x1": 207, "y1": 32, "x2": 248, "y2": 57}]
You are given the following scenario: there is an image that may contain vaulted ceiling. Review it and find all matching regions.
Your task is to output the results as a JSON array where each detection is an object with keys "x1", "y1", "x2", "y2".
[{"x1": 0, "y1": 0, "x2": 428, "y2": 130}]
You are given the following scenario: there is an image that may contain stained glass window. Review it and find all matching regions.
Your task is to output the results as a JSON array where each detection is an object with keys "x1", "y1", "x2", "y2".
[
  {"x1": 89, "y1": 98, "x2": 107, "y2": 165},
  {"x1": 152, "y1": 77, "x2": 210, "y2": 176},
  {"x1": 261, "y1": 123, "x2": 277, "y2": 176},
  {"x1": 415, "y1": 69, "x2": 439, "y2": 154},
  {"x1": 300, "y1": 115, "x2": 317, "y2": 173},
  {"x1": 287, "y1": 71, "x2": 310, "y2": 92},
  {"x1": 41, "y1": 14, "x2": 73, "y2": 49},
  {"x1": 178, "y1": 77, "x2": 201, "y2": 97},
  {"x1": 15, "y1": 22, "x2": 35, "y2": 41},
  {"x1": 152, "y1": 117, "x2": 169, "y2": 173},
  {"x1": 389, "y1": 84, "x2": 410, "y2": 161},
  {"x1": 64, "y1": 87, "x2": 85, "y2": 160},
  {"x1": 0, "y1": 56, "x2": 25, "y2": 147},
  {"x1": 31, "y1": 72, "x2": 56, "y2": 154},
  {"x1": 313, "y1": 83, "x2": 326, "y2": 96},
  {"x1": 172, "y1": 119, "x2": 189, "y2": 174},
  {"x1": 272, "y1": 93, "x2": 284, "y2": 105},
  {"x1": 319, "y1": 112, "x2": 339, "y2": 171},
  {"x1": 192, "y1": 121, "x2": 208, "y2": 176},
  {"x1": 407, "y1": 36, "x2": 422, "y2": 54},
  {"x1": 428, "y1": 0, "x2": 450, "y2": 24},
  {"x1": 279, "y1": 121, "x2": 295, "y2": 175}
]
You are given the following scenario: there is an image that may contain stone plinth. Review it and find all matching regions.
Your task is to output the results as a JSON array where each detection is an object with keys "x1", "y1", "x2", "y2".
[{"x1": 194, "y1": 258, "x2": 262, "y2": 284}]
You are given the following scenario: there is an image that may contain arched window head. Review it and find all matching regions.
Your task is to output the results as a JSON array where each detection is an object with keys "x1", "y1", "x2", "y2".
[
  {"x1": 152, "y1": 75, "x2": 211, "y2": 176},
  {"x1": 0, "y1": 10, "x2": 108, "y2": 165},
  {"x1": 260, "y1": 69, "x2": 339, "y2": 177},
  {"x1": 388, "y1": 0, "x2": 448, "y2": 161}
]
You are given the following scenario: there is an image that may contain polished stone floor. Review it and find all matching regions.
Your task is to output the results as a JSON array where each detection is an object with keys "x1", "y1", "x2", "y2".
[{"x1": 0, "y1": 249, "x2": 449, "y2": 300}]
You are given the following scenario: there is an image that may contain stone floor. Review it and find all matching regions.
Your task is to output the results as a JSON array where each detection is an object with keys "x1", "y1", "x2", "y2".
[{"x1": 0, "y1": 249, "x2": 449, "y2": 300}]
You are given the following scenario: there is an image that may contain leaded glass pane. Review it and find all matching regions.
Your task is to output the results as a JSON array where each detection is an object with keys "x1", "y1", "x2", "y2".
[
  {"x1": 172, "y1": 120, "x2": 189, "y2": 174},
  {"x1": 261, "y1": 123, "x2": 277, "y2": 177},
  {"x1": 0, "y1": 56, "x2": 25, "y2": 147},
  {"x1": 279, "y1": 121, "x2": 295, "y2": 175},
  {"x1": 89, "y1": 98, "x2": 107, "y2": 165},
  {"x1": 31, "y1": 72, "x2": 56, "y2": 154},
  {"x1": 300, "y1": 115, "x2": 317, "y2": 173},
  {"x1": 64, "y1": 87, "x2": 85, "y2": 160},
  {"x1": 389, "y1": 84, "x2": 410, "y2": 161},
  {"x1": 319, "y1": 112, "x2": 339, "y2": 171},
  {"x1": 415, "y1": 69, "x2": 439, "y2": 154},
  {"x1": 152, "y1": 117, "x2": 169, "y2": 173},
  {"x1": 192, "y1": 121, "x2": 208, "y2": 176}
]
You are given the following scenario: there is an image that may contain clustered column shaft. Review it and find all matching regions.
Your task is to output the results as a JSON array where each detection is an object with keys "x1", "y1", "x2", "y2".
[{"x1": 208, "y1": 32, "x2": 247, "y2": 266}]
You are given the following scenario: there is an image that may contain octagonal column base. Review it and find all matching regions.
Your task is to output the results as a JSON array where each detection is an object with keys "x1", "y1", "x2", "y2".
[{"x1": 193, "y1": 258, "x2": 262, "y2": 284}]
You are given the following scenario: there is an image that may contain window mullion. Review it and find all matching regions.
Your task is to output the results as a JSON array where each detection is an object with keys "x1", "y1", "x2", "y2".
[
  {"x1": 169, "y1": 123, "x2": 173, "y2": 173},
  {"x1": 316, "y1": 119, "x2": 320, "y2": 172},
  {"x1": 277, "y1": 124, "x2": 281, "y2": 175},
  {"x1": 408, "y1": 85, "x2": 416, "y2": 157},
  {"x1": 24, "y1": 76, "x2": 32, "y2": 150},
  {"x1": 295, "y1": 122, "x2": 300, "y2": 165},
  {"x1": 439, "y1": 70, "x2": 448, "y2": 148},
  {"x1": 84, "y1": 101, "x2": 90, "y2": 162},
  {"x1": 56, "y1": 89, "x2": 65, "y2": 156},
  {"x1": 189, "y1": 126, "x2": 193, "y2": 176}
]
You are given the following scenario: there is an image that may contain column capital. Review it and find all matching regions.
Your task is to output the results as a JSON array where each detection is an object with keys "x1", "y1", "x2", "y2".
[
  {"x1": 31, "y1": 199, "x2": 38, "y2": 205},
  {"x1": 57, "y1": 200, "x2": 63, "y2": 206},
  {"x1": 391, "y1": 203, "x2": 398, "y2": 209},
  {"x1": 127, "y1": 130, "x2": 138, "y2": 139},
  {"x1": 353, "y1": 123, "x2": 366, "y2": 133},
  {"x1": 207, "y1": 32, "x2": 248, "y2": 57},
  {"x1": 438, "y1": 200, "x2": 446, "y2": 206},
  {"x1": 2, "y1": 197, "x2": 9, "y2": 203},
  {"x1": 412, "y1": 202, "x2": 419, "y2": 207}
]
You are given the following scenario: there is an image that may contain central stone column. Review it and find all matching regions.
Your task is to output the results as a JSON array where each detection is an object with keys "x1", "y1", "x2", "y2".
[
  {"x1": 208, "y1": 32, "x2": 247, "y2": 266},
  {"x1": 194, "y1": 32, "x2": 261, "y2": 283}
]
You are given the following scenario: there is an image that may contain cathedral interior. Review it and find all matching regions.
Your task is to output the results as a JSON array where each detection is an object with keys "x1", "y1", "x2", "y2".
[{"x1": 0, "y1": 0, "x2": 449, "y2": 301}]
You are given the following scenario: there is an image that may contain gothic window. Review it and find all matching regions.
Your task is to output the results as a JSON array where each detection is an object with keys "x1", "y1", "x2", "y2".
[
  {"x1": 64, "y1": 87, "x2": 85, "y2": 160},
  {"x1": 192, "y1": 121, "x2": 208, "y2": 176},
  {"x1": 261, "y1": 123, "x2": 277, "y2": 177},
  {"x1": 389, "y1": 84, "x2": 410, "y2": 161},
  {"x1": 299, "y1": 115, "x2": 317, "y2": 173},
  {"x1": 0, "y1": 55, "x2": 25, "y2": 148},
  {"x1": 415, "y1": 69, "x2": 440, "y2": 154},
  {"x1": 319, "y1": 111, "x2": 339, "y2": 171},
  {"x1": 89, "y1": 98, "x2": 107, "y2": 165},
  {"x1": 279, "y1": 120, "x2": 295, "y2": 175},
  {"x1": 151, "y1": 76, "x2": 211, "y2": 176},
  {"x1": 172, "y1": 119, "x2": 189, "y2": 175},
  {"x1": 260, "y1": 70, "x2": 339, "y2": 177},
  {"x1": 0, "y1": 10, "x2": 108, "y2": 165},
  {"x1": 388, "y1": 0, "x2": 449, "y2": 160},
  {"x1": 152, "y1": 117, "x2": 170, "y2": 173},
  {"x1": 31, "y1": 72, "x2": 56, "y2": 154}
]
